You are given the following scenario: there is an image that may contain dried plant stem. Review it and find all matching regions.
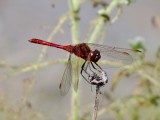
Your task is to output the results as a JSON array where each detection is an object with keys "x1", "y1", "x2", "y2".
[{"x1": 92, "y1": 85, "x2": 100, "y2": 120}]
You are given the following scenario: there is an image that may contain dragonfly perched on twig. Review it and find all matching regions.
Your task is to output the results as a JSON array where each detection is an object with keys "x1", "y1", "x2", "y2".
[
  {"x1": 29, "y1": 38, "x2": 142, "y2": 95},
  {"x1": 85, "y1": 68, "x2": 108, "y2": 120}
]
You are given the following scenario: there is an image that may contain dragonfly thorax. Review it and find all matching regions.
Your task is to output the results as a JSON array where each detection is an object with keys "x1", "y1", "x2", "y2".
[{"x1": 71, "y1": 43, "x2": 91, "y2": 60}]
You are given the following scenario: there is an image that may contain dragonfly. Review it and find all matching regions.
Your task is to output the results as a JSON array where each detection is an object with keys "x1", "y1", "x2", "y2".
[{"x1": 29, "y1": 38, "x2": 141, "y2": 95}]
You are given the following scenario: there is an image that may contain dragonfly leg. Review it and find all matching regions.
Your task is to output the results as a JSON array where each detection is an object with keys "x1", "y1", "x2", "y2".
[
  {"x1": 88, "y1": 62, "x2": 96, "y2": 73},
  {"x1": 81, "y1": 61, "x2": 89, "y2": 75},
  {"x1": 95, "y1": 62, "x2": 103, "y2": 70},
  {"x1": 90, "y1": 62, "x2": 102, "y2": 73},
  {"x1": 81, "y1": 61, "x2": 91, "y2": 84}
]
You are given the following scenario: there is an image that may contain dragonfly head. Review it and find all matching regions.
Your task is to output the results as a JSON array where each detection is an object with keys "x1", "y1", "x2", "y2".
[{"x1": 89, "y1": 49, "x2": 101, "y2": 62}]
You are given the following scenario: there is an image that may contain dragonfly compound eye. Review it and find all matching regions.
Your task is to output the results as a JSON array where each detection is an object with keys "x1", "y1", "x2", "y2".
[{"x1": 90, "y1": 49, "x2": 101, "y2": 62}]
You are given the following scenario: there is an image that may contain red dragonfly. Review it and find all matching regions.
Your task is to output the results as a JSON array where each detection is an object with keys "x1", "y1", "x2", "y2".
[{"x1": 29, "y1": 38, "x2": 141, "y2": 95}]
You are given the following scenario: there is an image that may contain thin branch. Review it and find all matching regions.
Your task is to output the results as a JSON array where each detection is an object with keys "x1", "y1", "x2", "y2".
[
  {"x1": 38, "y1": 13, "x2": 69, "y2": 62},
  {"x1": 1, "y1": 58, "x2": 67, "y2": 80},
  {"x1": 89, "y1": 0, "x2": 120, "y2": 43},
  {"x1": 68, "y1": 0, "x2": 80, "y2": 120},
  {"x1": 138, "y1": 70, "x2": 160, "y2": 88},
  {"x1": 110, "y1": 4, "x2": 123, "y2": 24},
  {"x1": 68, "y1": 0, "x2": 80, "y2": 44},
  {"x1": 92, "y1": 85, "x2": 101, "y2": 120}
]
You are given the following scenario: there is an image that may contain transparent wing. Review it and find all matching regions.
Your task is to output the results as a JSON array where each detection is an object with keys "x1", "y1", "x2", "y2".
[
  {"x1": 88, "y1": 43, "x2": 142, "y2": 67},
  {"x1": 72, "y1": 56, "x2": 81, "y2": 92},
  {"x1": 59, "y1": 54, "x2": 72, "y2": 95}
]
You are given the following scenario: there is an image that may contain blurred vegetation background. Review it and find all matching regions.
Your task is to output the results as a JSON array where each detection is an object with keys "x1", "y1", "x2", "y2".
[{"x1": 0, "y1": 0, "x2": 160, "y2": 120}]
